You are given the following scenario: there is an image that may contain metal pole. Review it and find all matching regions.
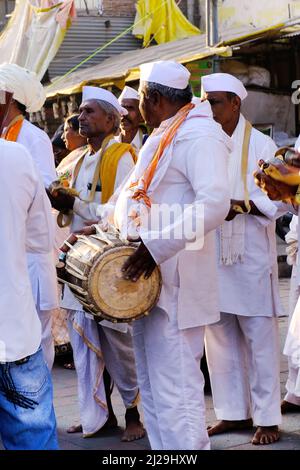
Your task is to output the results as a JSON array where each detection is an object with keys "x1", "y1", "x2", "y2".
[
  {"x1": 206, "y1": 0, "x2": 218, "y2": 47},
  {"x1": 212, "y1": 0, "x2": 218, "y2": 44},
  {"x1": 206, "y1": 0, "x2": 211, "y2": 47}
]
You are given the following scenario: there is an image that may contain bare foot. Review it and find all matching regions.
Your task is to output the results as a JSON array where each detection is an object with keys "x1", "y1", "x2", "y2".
[
  {"x1": 67, "y1": 412, "x2": 118, "y2": 435},
  {"x1": 121, "y1": 420, "x2": 146, "y2": 442},
  {"x1": 252, "y1": 425, "x2": 280, "y2": 445},
  {"x1": 67, "y1": 424, "x2": 82, "y2": 433},
  {"x1": 121, "y1": 406, "x2": 146, "y2": 442},
  {"x1": 281, "y1": 400, "x2": 300, "y2": 414},
  {"x1": 207, "y1": 419, "x2": 253, "y2": 436}
]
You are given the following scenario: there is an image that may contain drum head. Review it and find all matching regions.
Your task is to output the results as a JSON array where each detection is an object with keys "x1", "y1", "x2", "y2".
[{"x1": 88, "y1": 246, "x2": 161, "y2": 322}]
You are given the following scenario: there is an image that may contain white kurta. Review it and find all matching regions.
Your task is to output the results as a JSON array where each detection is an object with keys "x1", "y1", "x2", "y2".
[
  {"x1": 0, "y1": 140, "x2": 54, "y2": 362},
  {"x1": 116, "y1": 128, "x2": 144, "y2": 154},
  {"x1": 72, "y1": 139, "x2": 134, "y2": 231},
  {"x1": 216, "y1": 116, "x2": 283, "y2": 317},
  {"x1": 113, "y1": 102, "x2": 231, "y2": 449},
  {"x1": 205, "y1": 115, "x2": 282, "y2": 427},
  {"x1": 17, "y1": 119, "x2": 58, "y2": 311},
  {"x1": 115, "y1": 105, "x2": 232, "y2": 329}
]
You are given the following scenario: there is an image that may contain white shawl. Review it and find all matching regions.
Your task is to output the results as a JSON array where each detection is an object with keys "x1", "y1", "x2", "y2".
[{"x1": 219, "y1": 114, "x2": 249, "y2": 265}]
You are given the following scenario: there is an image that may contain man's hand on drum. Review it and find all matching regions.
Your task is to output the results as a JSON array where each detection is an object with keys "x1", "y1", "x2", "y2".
[
  {"x1": 122, "y1": 241, "x2": 157, "y2": 282},
  {"x1": 75, "y1": 225, "x2": 97, "y2": 236},
  {"x1": 46, "y1": 185, "x2": 75, "y2": 213},
  {"x1": 254, "y1": 160, "x2": 298, "y2": 201}
]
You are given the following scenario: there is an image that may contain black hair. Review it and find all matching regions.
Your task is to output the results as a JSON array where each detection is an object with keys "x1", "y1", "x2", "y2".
[
  {"x1": 15, "y1": 100, "x2": 27, "y2": 116},
  {"x1": 51, "y1": 124, "x2": 66, "y2": 150},
  {"x1": 144, "y1": 82, "x2": 193, "y2": 106},
  {"x1": 66, "y1": 113, "x2": 80, "y2": 131},
  {"x1": 226, "y1": 91, "x2": 238, "y2": 101}
]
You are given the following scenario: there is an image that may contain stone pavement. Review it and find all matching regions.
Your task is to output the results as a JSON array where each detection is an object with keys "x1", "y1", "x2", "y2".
[{"x1": 1, "y1": 278, "x2": 299, "y2": 450}]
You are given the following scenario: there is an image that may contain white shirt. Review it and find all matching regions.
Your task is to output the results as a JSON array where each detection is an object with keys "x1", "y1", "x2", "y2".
[
  {"x1": 116, "y1": 129, "x2": 144, "y2": 154},
  {"x1": 73, "y1": 138, "x2": 135, "y2": 230},
  {"x1": 16, "y1": 119, "x2": 58, "y2": 310},
  {"x1": 0, "y1": 141, "x2": 54, "y2": 362},
  {"x1": 217, "y1": 118, "x2": 283, "y2": 317},
  {"x1": 18, "y1": 119, "x2": 56, "y2": 186},
  {"x1": 62, "y1": 138, "x2": 135, "y2": 318},
  {"x1": 114, "y1": 103, "x2": 232, "y2": 329}
]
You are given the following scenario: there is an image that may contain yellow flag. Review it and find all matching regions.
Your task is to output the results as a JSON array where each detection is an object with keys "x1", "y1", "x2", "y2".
[{"x1": 133, "y1": 0, "x2": 201, "y2": 46}]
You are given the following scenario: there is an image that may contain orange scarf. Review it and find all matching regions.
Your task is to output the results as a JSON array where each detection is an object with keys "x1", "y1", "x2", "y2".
[
  {"x1": 2, "y1": 115, "x2": 24, "y2": 142},
  {"x1": 129, "y1": 102, "x2": 194, "y2": 208}
]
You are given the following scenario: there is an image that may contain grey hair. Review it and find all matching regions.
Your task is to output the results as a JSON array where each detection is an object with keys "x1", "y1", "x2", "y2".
[
  {"x1": 141, "y1": 81, "x2": 193, "y2": 104},
  {"x1": 95, "y1": 99, "x2": 120, "y2": 133}
]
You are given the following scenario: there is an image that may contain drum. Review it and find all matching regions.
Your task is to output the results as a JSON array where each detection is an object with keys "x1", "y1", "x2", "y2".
[{"x1": 59, "y1": 230, "x2": 162, "y2": 323}]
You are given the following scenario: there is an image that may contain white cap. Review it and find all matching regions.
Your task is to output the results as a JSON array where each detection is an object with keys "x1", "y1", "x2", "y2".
[
  {"x1": 0, "y1": 63, "x2": 45, "y2": 112},
  {"x1": 118, "y1": 86, "x2": 139, "y2": 102},
  {"x1": 140, "y1": 60, "x2": 190, "y2": 90},
  {"x1": 82, "y1": 86, "x2": 128, "y2": 116},
  {"x1": 201, "y1": 73, "x2": 248, "y2": 101}
]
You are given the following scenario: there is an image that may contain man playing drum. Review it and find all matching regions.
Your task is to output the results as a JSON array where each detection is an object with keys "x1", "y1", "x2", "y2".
[
  {"x1": 83, "y1": 60, "x2": 231, "y2": 449},
  {"x1": 48, "y1": 86, "x2": 145, "y2": 442}
]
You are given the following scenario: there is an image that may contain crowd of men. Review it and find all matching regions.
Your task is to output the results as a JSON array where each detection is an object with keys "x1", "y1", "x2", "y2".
[{"x1": 0, "y1": 59, "x2": 300, "y2": 450}]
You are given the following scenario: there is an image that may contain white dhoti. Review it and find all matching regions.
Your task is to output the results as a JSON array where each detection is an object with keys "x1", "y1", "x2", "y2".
[
  {"x1": 132, "y1": 290, "x2": 210, "y2": 450},
  {"x1": 205, "y1": 313, "x2": 281, "y2": 426},
  {"x1": 67, "y1": 309, "x2": 140, "y2": 436},
  {"x1": 97, "y1": 324, "x2": 140, "y2": 409},
  {"x1": 67, "y1": 311, "x2": 108, "y2": 436},
  {"x1": 284, "y1": 292, "x2": 300, "y2": 403}
]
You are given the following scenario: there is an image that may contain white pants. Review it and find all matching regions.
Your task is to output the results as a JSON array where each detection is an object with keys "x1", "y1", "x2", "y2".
[
  {"x1": 37, "y1": 308, "x2": 55, "y2": 370},
  {"x1": 132, "y1": 305, "x2": 210, "y2": 450},
  {"x1": 205, "y1": 313, "x2": 281, "y2": 426},
  {"x1": 284, "y1": 274, "x2": 300, "y2": 404}
]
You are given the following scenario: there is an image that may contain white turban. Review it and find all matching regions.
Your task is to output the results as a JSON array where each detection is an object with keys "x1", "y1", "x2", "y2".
[
  {"x1": 118, "y1": 86, "x2": 139, "y2": 103},
  {"x1": 82, "y1": 86, "x2": 128, "y2": 116},
  {"x1": 0, "y1": 63, "x2": 46, "y2": 112},
  {"x1": 201, "y1": 73, "x2": 248, "y2": 101},
  {"x1": 140, "y1": 60, "x2": 190, "y2": 90}
]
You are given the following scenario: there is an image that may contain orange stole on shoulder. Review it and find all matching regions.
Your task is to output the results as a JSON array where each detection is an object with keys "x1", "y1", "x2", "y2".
[
  {"x1": 100, "y1": 143, "x2": 137, "y2": 203},
  {"x1": 2, "y1": 115, "x2": 24, "y2": 142},
  {"x1": 129, "y1": 102, "x2": 194, "y2": 208}
]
